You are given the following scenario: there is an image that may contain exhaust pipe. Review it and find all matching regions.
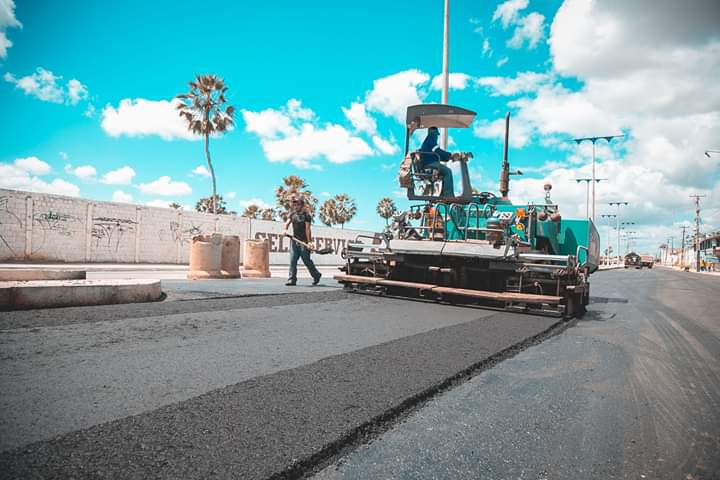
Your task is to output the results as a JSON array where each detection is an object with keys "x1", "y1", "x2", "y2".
[{"x1": 499, "y1": 112, "x2": 510, "y2": 199}]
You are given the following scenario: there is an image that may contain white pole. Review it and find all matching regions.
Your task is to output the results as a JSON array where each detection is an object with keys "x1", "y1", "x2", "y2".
[
  {"x1": 591, "y1": 141, "x2": 596, "y2": 222},
  {"x1": 440, "y1": 0, "x2": 450, "y2": 150}
]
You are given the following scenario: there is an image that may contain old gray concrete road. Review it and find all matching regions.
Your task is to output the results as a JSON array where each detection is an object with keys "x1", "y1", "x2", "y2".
[{"x1": 315, "y1": 268, "x2": 720, "y2": 480}]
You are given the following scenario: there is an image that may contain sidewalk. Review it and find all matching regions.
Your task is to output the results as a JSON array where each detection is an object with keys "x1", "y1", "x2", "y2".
[
  {"x1": 0, "y1": 263, "x2": 342, "y2": 280},
  {"x1": 656, "y1": 264, "x2": 720, "y2": 277}
]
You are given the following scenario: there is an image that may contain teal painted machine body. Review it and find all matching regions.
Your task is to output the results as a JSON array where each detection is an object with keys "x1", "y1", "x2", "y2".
[{"x1": 432, "y1": 199, "x2": 600, "y2": 272}]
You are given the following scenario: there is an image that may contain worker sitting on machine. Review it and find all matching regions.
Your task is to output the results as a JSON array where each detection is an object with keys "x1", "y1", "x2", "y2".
[{"x1": 419, "y1": 126, "x2": 454, "y2": 197}]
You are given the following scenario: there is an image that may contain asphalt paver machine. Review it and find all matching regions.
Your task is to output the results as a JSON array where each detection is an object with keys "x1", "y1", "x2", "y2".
[{"x1": 335, "y1": 104, "x2": 600, "y2": 317}]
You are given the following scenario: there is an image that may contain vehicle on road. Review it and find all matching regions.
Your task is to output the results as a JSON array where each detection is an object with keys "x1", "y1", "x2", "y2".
[
  {"x1": 624, "y1": 252, "x2": 642, "y2": 269},
  {"x1": 640, "y1": 254, "x2": 654, "y2": 268},
  {"x1": 336, "y1": 104, "x2": 600, "y2": 318}
]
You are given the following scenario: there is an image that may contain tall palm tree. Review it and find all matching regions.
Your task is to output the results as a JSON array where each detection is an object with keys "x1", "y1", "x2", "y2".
[
  {"x1": 333, "y1": 194, "x2": 357, "y2": 229},
  {"x1": 195, "y1": 194, "x2": 228, "y2": 214},
  {"x1": 376, "y1": 197, "x2": 397, "y2": 225},
  {"x1": 241, "y1": 204, "x2": 259, "y2": 219},
  {"x1": 260, "y1": 208, "x2": 277, "y2": 221},
  {"x1": 275, "y1": 175, "x2": 318, "y2": 221},
  {"x1": 176, "y1": 74, "x2": 234, "y2": 214},
  {"x1": 319, "y1": 199, "x2": 338, "y2": 227}
]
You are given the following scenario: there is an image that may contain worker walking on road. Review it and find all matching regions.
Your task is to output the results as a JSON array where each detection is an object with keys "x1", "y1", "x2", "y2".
[{"x1": 283, "y1": 197, "x2": 322, "y2": 286}]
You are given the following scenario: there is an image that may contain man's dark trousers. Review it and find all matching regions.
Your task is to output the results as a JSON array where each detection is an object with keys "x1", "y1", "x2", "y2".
[{"x1": 288, "y1": 241, "x2": 321, "y2": 282}]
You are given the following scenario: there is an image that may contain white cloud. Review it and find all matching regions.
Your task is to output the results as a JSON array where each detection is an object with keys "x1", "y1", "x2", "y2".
[
  {"x1": 101, "y1": 166, "x2": 136, "y2": 185},
  {"x1": 496, "y1": 56, "x2": 509, "y2": 67},
  {"x1": 59, "y1": 151, "x2": 68, "y2": 160},
  {"x1": 145, "y1": 199, "x2": 174, "y2": 209},
  {"x1": 286, "y1": 98, "x2": 315, "y2": 121},
  {"x1": 0, "y1": 162, "x2": 79, "y2": 197},
  {"x1": 473, "y1": 115, "x2": 533, "y2": 148},
  {"x1": 482, "y1": 39, "x2": 492, "y2": 57},
  {"x1": 83, "y1": 103, "x2": 96, "y2": 118},
  {"x1": 192, "y1": 165, "x2": 211, "y2": 177},
  {"x1": 4, "y1": 68, "x2": 89, "y2": 105},
  {"x1": 492, "y1": 0, "x2": 528, "y2": 28},
  {"x1": 243, "y1": 100, "x2": 374, "y2": 167},
  {"x1": 430, "y1": 73, "x2": 473, "y2": 91},
  {"x1": 477, "y1": 71, "x2": 552, "y2": 96},
  {"x1": 239, "y1": 197, "x2": 272, "y2": 210},
  {"x1": 342, "y1": 102, "x2": 377, "y2": 135},
  {"x1": 476, "y1": 0, "x2": 720, "y2": 252},
  {"x1": 66, "y1": 79, "x2": 88, "y2": 104},
  {"x1": 242, "y1": 107, "x2": 296, "y2": 139},
  {"x1": 364, "y1": 69, "x2": 430, "y2": 122},
  {"x1": 14, "y1": 156, "x2": 50, "y2": 175},
  {"x1": 0, "y1": 0, "x2": 21, "y2": 59},
  {"x1": 262, "y1": 123, "x2": 373, "y2": 166},
  {"x1": 138, "y1": 176, "x2": 192, "y2": 196},
  {"x1": 507, "y1": 12, "x2": 546, "y2": 49},
  {"x1": 225, "y1": 191, "x2": 236, "y2": 200},
  {"x1": 112, "y1": 190, "x2": 133, "y2": 203},
  {"x1": 65, "y1": 164, "x2": 96, "y2": 179},
  {"x1": 101, "y1": 98, "x2": 197, "y2": 140},
  {"x1": 372, "y1": 135, "x2": 399, "y2": 155}
]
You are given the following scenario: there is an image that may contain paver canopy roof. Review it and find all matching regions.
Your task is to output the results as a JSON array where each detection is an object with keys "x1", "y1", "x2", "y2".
[{"x1": 405, "y1": 104, "x2": 476, "y2": 130}]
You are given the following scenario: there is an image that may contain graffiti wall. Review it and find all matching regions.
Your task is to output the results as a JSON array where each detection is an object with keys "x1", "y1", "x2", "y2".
[{"x1": 0, "y1": 188, "x2": 374, "y2": 265}]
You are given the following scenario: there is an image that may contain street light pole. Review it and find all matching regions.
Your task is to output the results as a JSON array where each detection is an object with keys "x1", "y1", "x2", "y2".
[
  {"x1": 440, "y1": 0, "x2": 450, "y2": 150},
  {"x1": 600, "y1": 213, "x2": 616, "y2": 265},
  {"x1": 573, "y1": 135, "x2": 624, "y2": 223},
  {"x1": 609, "y1": 201, "x2": 628, "y2": 265},
  {"x1": 573, "y1": 178, "x2": 607, "y2": 220}
]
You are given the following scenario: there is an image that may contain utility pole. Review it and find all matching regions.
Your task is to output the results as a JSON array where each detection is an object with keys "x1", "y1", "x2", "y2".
[
  {"x1": 680, "y1": 225, "x2": 687, "y2": 267},
  {"x1": 440, "y1": 0, "x2": 450, "y2": 149},
  {"x1": 690, "y1": 194, "x2": 706, "y2": 271},
  {"x1": 573, "y1": 135, "x2": 624, "y2": 222}
]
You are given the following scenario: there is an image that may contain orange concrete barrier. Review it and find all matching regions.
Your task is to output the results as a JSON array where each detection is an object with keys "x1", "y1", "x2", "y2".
[
  {"x1": 187, "y1": 233, "x2": 223, "y2": 279},
  {"x1": 242, "y1": 239, "x2": 271, "y2": 278},
  {"x1": 221, "y1": 235, "x2": 241, "y2": 279}
]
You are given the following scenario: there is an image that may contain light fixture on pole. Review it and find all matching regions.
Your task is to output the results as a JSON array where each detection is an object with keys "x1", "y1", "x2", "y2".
[
  {"x1": 573, "y1": 178, "x2": 607, "y2": 220},
  {"x1": 573, "y1": 134, "x2": 624, "y2": 222},
  {"x1": 705, "y1": 150, "x2": 719, "y2": 158},
  {"x1": 609, "y1": 201, "x2": 628, "y2": 266}
]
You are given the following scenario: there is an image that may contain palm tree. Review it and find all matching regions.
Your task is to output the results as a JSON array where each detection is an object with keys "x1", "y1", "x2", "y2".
[
  {"x1": 275, "y1": 175, "x2": 318, "y2": 221},
  {"x1": 333, "y1": 194, "x2": 357, "y2": 229},
  {"x1": 196, "y1": 194, "x2": 228, "y2": 214},
  {"x1": 376, "y1": 197, "x2": 397, "y2": 225},
  {"x1": 241, "y1": 204, "x2": 259, "y2": 219},
  {"x1": 169, "y1": 202, "x2": 183, "y2": 210},
  {"x1": 176, "y1": 74, "x2": 234, "y2": 214},
  {"x1": 319, "y1": 199, "x2": 337, "y2": 227},
  {"x1": 260, "y1": 208, "x2": 276, "y2": 221}
]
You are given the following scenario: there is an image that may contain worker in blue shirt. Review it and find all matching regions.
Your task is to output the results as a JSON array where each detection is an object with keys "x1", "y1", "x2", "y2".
[{"x1": 419, "y1": 127, "x2": 454, "y2": 197}]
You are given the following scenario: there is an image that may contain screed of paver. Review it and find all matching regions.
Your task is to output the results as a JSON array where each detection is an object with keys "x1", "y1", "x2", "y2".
[{"x1": 0, "y1": 295, "x2": 492, "y2": 452}]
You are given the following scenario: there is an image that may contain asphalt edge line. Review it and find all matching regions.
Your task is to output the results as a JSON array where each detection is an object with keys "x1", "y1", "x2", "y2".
[{"x1": 269, "y1": 315, "x2": 577, "y2": 480}]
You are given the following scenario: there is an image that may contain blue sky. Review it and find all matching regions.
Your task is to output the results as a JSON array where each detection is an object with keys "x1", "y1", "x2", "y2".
[{"x1": 1, "y1": 0, "x2": 719, "y2": 253}]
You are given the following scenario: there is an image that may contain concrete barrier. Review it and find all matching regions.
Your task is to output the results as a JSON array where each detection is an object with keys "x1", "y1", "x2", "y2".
[
  {"x1": 0, "y1": 279, "x2": 162, "y2": 310},
  {"x1": 220, "y1": 235, "x2": 241, "y2": 279},
  {"x1": 187, "y1": 234, "x2": 223, "y2": 279},
  {"x1": 242, "y1": 239, "x2": 271, "y2": 278},
  {"x1": 0, "y1": 269, "x2": 86, "y2": 281}
]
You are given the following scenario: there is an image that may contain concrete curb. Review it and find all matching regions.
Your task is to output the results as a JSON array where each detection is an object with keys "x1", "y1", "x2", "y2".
[
  {"x1": 0, "y1": 279, "x2": 162, "y2": 310},
  {"x1": 0, "y1": 270, "x2": 86, "y2": 281}
]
